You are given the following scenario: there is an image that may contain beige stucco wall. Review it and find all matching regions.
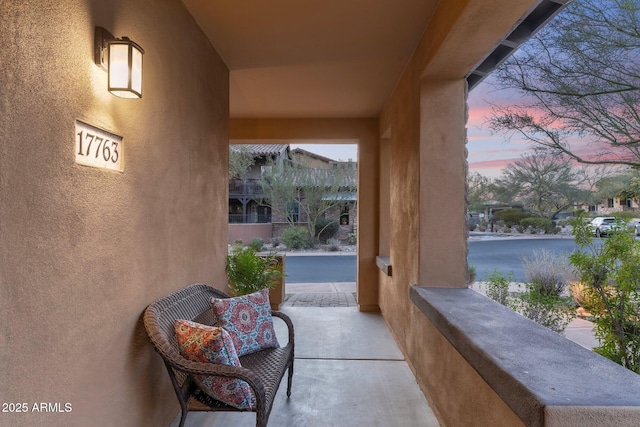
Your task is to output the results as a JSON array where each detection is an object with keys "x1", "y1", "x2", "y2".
[
  {"x1": 409, "y1": 306, "x2": 525, "y2": 427},
  {"x1": 377, "y1": 0, "x2": 540, "y2": 425},
  {"x1": 0, "y1": 1, "x2": 229, "y2": 425}
]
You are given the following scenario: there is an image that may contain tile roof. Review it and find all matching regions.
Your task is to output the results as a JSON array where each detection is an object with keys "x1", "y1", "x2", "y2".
[{"x1": 231, "y1": 144, "x2": 289, "y2": 156}]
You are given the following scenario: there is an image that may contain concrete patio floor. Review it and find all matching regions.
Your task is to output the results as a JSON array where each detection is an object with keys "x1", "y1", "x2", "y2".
[{"x1": 171, "y1": 306, "x2": 439, "y2": 427}]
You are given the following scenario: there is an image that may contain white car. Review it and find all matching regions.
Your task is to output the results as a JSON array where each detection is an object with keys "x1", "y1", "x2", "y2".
[{"x1": 589, "y1": 217, "x2": 617, "y2": 237}]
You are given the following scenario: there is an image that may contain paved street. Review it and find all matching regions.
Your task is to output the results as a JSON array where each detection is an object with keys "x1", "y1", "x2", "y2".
[
  {"x1": 284, "y1": 236, "x2": 582, "y2": 284},
  {"x1": 467, "y1": 235, "x2": 580, "y2": 281},
  {"x1": 285, "y1": 254, "x2": 356, "y2": 283}
]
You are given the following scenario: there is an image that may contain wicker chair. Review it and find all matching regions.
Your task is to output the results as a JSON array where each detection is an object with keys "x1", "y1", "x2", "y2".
[{"x1": 143, "y1": 283, "x2": 294, "y2": 427}]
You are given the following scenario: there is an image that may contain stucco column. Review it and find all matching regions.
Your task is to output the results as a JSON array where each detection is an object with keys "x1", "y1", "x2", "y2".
[
  {"x1": 356, "y1": 130, "x2": 380, "y2": 312},
  {"x1": 418, "y1": 79, "x2": 467, "y2": 287}
]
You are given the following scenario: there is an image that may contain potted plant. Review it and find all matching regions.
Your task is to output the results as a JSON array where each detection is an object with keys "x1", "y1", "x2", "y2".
[{"x1": 226, "y1": 247, "x2": 285, "y2": 298}]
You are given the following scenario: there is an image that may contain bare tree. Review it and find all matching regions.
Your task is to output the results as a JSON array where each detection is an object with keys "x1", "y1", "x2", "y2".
[
  {"x1": 488, "y1": 0, "x2": 640, "y2": 167},
  {"x1": 492, "y1": 151, "x2": 596, "y2": 219},
  {"x1": 467, "y1": 172, "x2": 493, "y2": 212}
]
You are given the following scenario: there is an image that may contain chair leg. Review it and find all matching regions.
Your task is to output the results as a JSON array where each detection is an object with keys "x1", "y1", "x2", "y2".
[
  {"x1": 286, "y1": 362, "x2": 294, "y2": 398},
  {"x1": 178, "y1": 409, "x2": 188, "y2": 427}
]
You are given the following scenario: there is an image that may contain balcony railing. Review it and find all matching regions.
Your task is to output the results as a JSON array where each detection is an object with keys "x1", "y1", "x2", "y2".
[
  {"x1": 229, "y1": 179, "x2": 263, "y2": 198},
  {"x1": 228, "y1": 213, "x2": 271, "y2": 224}
]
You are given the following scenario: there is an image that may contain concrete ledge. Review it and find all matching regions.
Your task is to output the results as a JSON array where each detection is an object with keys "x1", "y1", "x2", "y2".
[
  {"x1": 376, "y1": 256, "x2": 392, "y2": 276},
  {"x1": 410, "y1": 286, "x2": 640, "y2": 427}
]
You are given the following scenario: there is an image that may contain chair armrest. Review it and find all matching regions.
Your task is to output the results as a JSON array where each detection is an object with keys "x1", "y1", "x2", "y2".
[
  {"x1": 271, "y1": 310, "x2": 295, "y2": 347},
  {"x1": 168, "y1": 354, "x2": 267, "y2": 408}
]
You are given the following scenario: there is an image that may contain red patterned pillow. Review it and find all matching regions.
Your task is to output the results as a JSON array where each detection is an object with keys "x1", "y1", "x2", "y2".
[
  {"x1": 210, "y1": 289, "x2": 279, "y2": 357},
  {"x1": 174, "y1": 319, "x2": 253, "y2": 409}
]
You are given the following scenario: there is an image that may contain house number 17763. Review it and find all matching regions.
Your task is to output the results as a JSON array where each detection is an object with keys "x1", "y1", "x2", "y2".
[{"x1": 75, "y1": 120, "x2": 123, "y2": 171}]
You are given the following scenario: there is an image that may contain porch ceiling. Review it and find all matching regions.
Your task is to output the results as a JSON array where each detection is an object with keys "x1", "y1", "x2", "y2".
[
  {"x1": 181, "y1": 0, "x2": 568, "y2": 120},
  {"x1": 181, "y1": 0, "x2": 439, "y2": 118}
]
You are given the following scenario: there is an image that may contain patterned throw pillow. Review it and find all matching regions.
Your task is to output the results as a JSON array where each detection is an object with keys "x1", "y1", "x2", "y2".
[
  {"x1": 174, "y1": 319, "x2": 253, "y2": 410},
  {"x1": 210, "y1": 289, "x2": 279, "y2": 357}
]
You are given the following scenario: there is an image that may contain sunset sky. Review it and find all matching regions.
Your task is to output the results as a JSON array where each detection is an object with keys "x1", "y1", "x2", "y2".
[
  {"x1": 291, "y1": 74, "x2": 530, "y2": 177},
  {"x1": 466, "y1": 75, "x2": 531, "y2": 178}
]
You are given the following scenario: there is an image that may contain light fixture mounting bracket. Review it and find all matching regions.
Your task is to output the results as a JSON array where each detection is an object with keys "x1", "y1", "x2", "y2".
[{"x1": 94, "y1": 26, "x2": 115, "y2": 70}]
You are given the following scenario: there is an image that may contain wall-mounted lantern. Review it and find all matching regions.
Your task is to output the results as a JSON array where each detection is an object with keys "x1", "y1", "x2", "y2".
[{"x1": 94, "y1": 26, "x2": 144, "y2": 99}]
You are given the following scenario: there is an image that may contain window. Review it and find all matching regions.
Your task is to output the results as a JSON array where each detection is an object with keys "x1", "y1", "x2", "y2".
[
  {"x1": 340, "y1": 205, "x2": 349, "y2": 225},
  {"x1": 260, "y1": 165, "x2": 272, "y2": 176},
  {"x1": 589, "y1": 205, "x2": 597, "y2": 212},
  {"x1": 286, "y1": 202, "x2": 299, "y2": 223},
  {"x1": 608, "y1": 198, "x2": 614, "y2": 208}
]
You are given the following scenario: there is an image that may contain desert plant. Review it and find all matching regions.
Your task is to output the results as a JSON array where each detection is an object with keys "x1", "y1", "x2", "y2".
[
  {"x1": 326, "y1": 238, "x2": 340, "y2": 252},
  {"x1": 569, "y1": 216, "x2": 640, "y2": 373},
  {"x1": 315, "y1": 218, "x2": 339, "y2": 243},
  {"x1": 231, "y1": 238, "x2": 244, "y2": 251},
  {"x1": 346, "y1": 232, "x2": 357, "y2": 245},
  {"x1": 485, "y1": 269, "x2": 513, "y2": 306},
  {"x1": 248, "y1": 237, "x2": 264, "y2": 251},
  {"x1": 510, "y1": 286, "x2": 575, "y2": 334},
  {"x1": 521, "y1": 249, "x2": 572, "y2": 297},
  {"x1": 281, "y1": 226, "x2": 309, "y2": 250},
  {"x1": 226, "y1": 247, "x2": 284, "y2": 296},
  {"x1": 520, "y1": 217, "x2": 555, "y2": 234},
  {"x1": 270, "y1": 237, "x2": 281, "y2": 248},
  {"x1": 494, "y1": 209, "x2": 531, "y2": 226},
  {"x1": 467, "y1": 265, "x2": 477, "y2": 284},
  {"x1": 513, "y1": 250, "x2": 576, "y2": 334}
]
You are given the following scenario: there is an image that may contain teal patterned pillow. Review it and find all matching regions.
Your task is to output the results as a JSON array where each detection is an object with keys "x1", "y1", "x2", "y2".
[
  {"x1": 210, "y1": 289, "x2": 279, "y2": 357},
  {"x1": 174, "y1": 319, "x2": 253, "y2": 409}
]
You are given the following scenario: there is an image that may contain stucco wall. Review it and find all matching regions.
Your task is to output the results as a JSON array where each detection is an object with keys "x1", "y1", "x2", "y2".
[
  {"x1": 0, "y1": 1, "x2": 229, "y2": 425},
  {"x1": 228, "y1": 224, "x2": 273, "y2": 245},
  {"x1": 377, "y1": 0, "x2": 540, "y2": 425}
]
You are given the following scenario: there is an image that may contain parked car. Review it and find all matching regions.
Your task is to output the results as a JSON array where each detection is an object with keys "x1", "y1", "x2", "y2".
[
  {"x1": 627, "y1": 218, "x2": 640, "y2": 236},
  {"x1": 589, "y1": 217, "x2": 617, "y2": 237}
]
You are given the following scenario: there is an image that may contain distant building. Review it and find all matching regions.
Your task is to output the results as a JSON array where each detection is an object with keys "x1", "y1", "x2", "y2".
[
  {"x1": 585, "y1": 197, "x2": 639, "y2": 215},
  {"x1": 228, "y1": 144, "x2": 289, "y2": 226},
  {"x1": 228, "y1": 144, "x2": 357, "y2": 244}
]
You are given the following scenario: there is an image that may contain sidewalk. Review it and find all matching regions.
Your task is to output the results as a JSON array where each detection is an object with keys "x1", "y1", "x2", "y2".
[{"x1": 283, "y1": 282, "x2": 357, "y2": 307}]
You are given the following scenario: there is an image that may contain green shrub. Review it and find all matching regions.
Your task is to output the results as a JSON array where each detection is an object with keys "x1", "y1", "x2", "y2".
[
  {"x1": 468, "y1": 222, "x2": 477, "y2": 231},
  {"x1": 231, "y1": 238, "x2": 243, "y2": 251},
  {"x1": 226, "y1": 247, "x2": 284, "y2": 296},
  {"x1": 494, "y1": 209, "x2": 530, "y2": 226},
  {"x1": 485, "y1": 266, "x2": 575, "y2": 334},
  {"x1": 248, "y1": 237, "x2": 264, "y2": 251},
  {"x1": 346, "y1": 232, "x2": 357, "y2": 245},
  {"x1": 569, "y1": 216, "x2": 640, "y2": 373},
  {"x1": 281, "y1": 227, "x2": 309, "y2": 249},
  {"x1": 315, "y1": 218, "x2": 339, "y2": 243},
  {"x1": 510, "y1": 287, "x2": 575, "y2": 334},
  {"x1": 485, "y1": 269, "x2": 513, "y2": 306},
  {"x1": 270, "y1": 237, "x2": 281, "y2": 248},
  {"x1": 326, "y1": 238, "x2": 340, "y2": 252},
  {"x1": 467, "y1": 265, "x2": 477, "y2": 284},
  {"x1": 520, "y1": 217, "x2": 554, "y2": 234}
]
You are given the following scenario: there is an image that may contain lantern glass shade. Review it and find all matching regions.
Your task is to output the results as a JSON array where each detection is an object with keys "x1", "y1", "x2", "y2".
[{"x1": 108, "y1": 39, "x2": 144, "y2": 98}]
